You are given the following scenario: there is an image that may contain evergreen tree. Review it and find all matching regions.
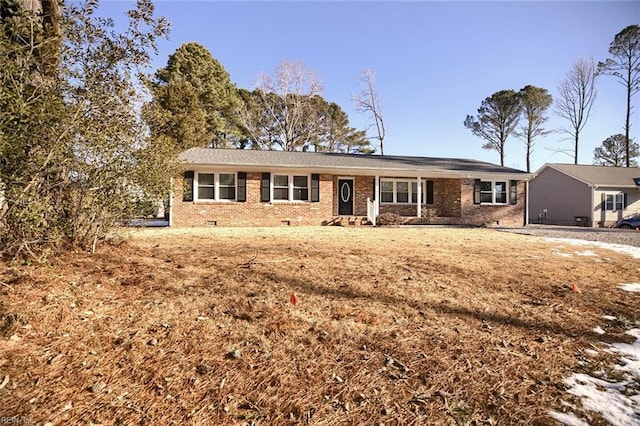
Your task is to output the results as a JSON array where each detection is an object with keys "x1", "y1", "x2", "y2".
[
  {"x1": 464, "y1": 90, "x2": 522, "y2": 166},
  {"x1": 144, "y1": 42, "x2": 242, "y2": 150}
]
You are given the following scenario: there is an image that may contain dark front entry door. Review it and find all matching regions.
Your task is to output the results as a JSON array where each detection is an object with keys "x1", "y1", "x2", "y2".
[{"x1": 338, "y1": 179, "x2": 354, "y2": 215}]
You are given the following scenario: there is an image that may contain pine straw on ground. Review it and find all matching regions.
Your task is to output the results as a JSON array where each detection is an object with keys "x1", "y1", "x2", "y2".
[{"x1": 1, "y1": 227, "x2": 638, "y2": 425}]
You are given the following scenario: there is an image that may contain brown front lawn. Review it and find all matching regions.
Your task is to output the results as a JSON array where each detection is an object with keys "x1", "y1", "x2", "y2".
[{"x1": 1, "y1": 227, "x2": 638, "y2": 425}]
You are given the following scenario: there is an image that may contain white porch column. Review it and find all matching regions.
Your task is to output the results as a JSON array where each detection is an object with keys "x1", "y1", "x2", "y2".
[
  {"x1": 375, "y1": 175, "x2": 380, "y2": 225},
  {"x1": 417, "y1": 176, "x2": 422, "y2": 218}
]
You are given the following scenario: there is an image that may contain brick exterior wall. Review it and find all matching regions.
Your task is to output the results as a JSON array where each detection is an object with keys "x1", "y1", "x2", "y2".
[
  {"x1": 459, "y1": 178, "x2": 527, "y2": 227},
  {"x1": 171, "y1": 172, "x2": 334, "y2": 227},
  {"x1": 171, "y1": 172, "x2": 527, "y2": 227}
]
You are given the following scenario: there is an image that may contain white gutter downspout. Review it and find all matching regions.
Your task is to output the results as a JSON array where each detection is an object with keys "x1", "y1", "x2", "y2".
[
  {"x1": 591, "y1": 185, "x2": 596, "y2": 228},
  {"x1": 525, "y1": 180, "x2": 529, "y2": 226}
]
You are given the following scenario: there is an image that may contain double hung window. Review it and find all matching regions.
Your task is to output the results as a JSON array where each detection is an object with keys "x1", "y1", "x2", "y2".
[
  {"x1": 273, "y1": 174, "x2": 310, "y2": 202},
  {"x1": 195, "y1": 172, "x2": 236, "y2": 201},
  {"x1": 380, "y1": 179, "x2": 428, "y2": 204}
]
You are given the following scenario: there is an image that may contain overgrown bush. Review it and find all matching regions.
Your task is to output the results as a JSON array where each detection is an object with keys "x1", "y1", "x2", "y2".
[
  {"x1": 376, "y1": 212, "x2": 404, "y2": 226},
  {"x1": 0, "y1": 0, "x2": 172, "y2": 261}
]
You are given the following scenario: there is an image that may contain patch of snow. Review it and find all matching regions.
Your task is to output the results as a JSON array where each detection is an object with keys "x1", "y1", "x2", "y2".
[
  {"x1": 561, "y1": 373, "x2": 637, "y2": 425},
  {"x1": 554, "y1": 329, "x2": 640, "y2": 426},
  {"x1": 548, "y1": 410, "x2": 590, "y2": 426},
  {"x1": 603, "y1": 315, "x2": 617, "y2": 321},
  {"x1": 554, "y1": 251, "x2": 574, "y2": 258},
  {"x1": 611, "y1": 329, "x2": 640, "y2": 381},
  {"x1": 583, "y1": 349, "x2": 599, "y2": 356},
  {"x1": 619, "y1": 283, "x2": 640, "y2": 293},
  {"x1": 593, "y1": 326, "x2": 605, "y2": 335},
  {"x1": 576, "y1": 250, "x2": 598, "y2": 257},
  {"x1": 545, "y1": 238, "x2": 640, "y2": 259}
]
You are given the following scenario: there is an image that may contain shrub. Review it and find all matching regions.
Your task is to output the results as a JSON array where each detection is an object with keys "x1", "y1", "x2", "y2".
[{"x1": 376, "y1": 212, "x2": 403, "y2": 226}]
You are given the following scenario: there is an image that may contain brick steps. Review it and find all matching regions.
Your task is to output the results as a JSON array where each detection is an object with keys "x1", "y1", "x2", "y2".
[{"x1": 327, "y1": 216, "x2": 372, "y2": 227}]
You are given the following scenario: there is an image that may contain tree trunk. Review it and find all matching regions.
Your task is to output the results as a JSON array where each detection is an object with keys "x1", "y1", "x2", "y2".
[
  {"x1": 625, "y1": 65, "x2": 632, "y2": 167},
  {"x1": 574, "y1": 133, "x2": 579, "y2": 165}
]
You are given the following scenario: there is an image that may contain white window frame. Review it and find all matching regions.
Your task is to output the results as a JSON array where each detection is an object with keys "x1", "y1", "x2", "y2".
[
  {"x1": 194, "y1": 172, "x2": 237, "y2": 202},
  {"x1": 480, "y1": 180, "x2": 508, "y2": 205},
  {"x1": 292, "y1": 175, "x2": 309, "y2": 201},
  {"x1": 272, "y1": 174, "x2": 290, "y2": 201},
  {"x1": 218, "y1": 173, "x2": 236, "y2": 201},
  {"x1": 271, "y1": 174, "x2": 311, "y2": 202},
  {"x1": 380, "y1": 179, "x2": 425, "y2": 204},
  {"x1": 604, "y1": 193, "x2": 625, "y2": 212}
]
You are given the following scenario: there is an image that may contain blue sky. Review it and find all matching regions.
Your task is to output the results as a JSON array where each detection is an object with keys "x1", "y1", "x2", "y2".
[{"x1": 99, "y1": 0, "x2": 639, "y2": 171}]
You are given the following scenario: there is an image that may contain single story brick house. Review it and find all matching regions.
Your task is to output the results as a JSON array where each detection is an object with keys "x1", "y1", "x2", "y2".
[
  {"x1": 170, "y1": 148, "x2": 533, "y2": 227},
  {"x1": 529, "y1": 163, "x2": 640, "y2": 227}
]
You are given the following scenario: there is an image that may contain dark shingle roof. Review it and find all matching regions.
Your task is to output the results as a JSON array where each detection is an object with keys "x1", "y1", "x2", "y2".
[
  {"x1": 179, "y1": 148, "x2": 531, "y2": 178},
  {"x1": 542, "y1": 164, "x2": 640, "y2": 187}
]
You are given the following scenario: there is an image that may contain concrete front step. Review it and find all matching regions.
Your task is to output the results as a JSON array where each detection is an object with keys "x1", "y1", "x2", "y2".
[{"x1": 328, "y1": 216, "x2": 372, "y2": 227}]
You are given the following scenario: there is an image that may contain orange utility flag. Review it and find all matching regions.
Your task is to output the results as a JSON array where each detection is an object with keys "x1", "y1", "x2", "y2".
[
  {"x1": 571, "y1": 283, "x2": 582, "y2": 294},
  {"x1": 290, "y1": 292, "x2": 299, "y2": 306}
]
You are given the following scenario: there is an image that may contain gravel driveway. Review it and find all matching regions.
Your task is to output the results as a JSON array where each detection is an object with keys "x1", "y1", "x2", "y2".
[{"x1": 497, "y1": 224, "x2": 640, "y2": 248}]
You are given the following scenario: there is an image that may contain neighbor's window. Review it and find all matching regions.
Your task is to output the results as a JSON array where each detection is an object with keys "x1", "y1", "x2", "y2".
[
  {"x1": 219, "y1": 173, "x2": 236, "y2": 200},
  {"x1": 293, "y1": 175, "x2": 309, "y2": 201},
  {"x1": 197, "y1": 173, "x2": 215, "y2": 200},
  {"x1": 604, "y1": 193, "x2": 626, "y2": 211},
  {"x1": 273, "y1": 175, "x2": 289, "y2": 201},
  {"x1": 480, "y1": 181, "x2": 507, "y2": 204}
]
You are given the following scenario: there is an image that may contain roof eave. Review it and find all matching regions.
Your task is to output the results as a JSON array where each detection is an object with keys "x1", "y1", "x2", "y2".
[{"x1": 183, "y1": 161, "x2": 532, "y2": 180}]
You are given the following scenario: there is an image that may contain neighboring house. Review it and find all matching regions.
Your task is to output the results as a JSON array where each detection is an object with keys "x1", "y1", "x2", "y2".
[
  {"x1": 529, "y1": 163, "x2": 640, "y2": 227},
  {"x1": 170, "y1": 148, "x2": 533, "y2": 227}
]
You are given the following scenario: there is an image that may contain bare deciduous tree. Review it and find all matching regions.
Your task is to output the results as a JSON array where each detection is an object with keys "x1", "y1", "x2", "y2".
[
  {"x1": 555, "y1": 57, "x2": 598, "y2": 164},
  {"x1": 238, "y1": 60, "x2": 323, "y2": 151},
  {"x1": 354, "y1": 69, "x2": 386, "y2": 155}
]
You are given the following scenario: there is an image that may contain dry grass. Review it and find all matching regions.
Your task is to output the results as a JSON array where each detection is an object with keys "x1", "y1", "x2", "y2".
[{"x1": 1, "y1": 227, "x2": 638, "y2": 425}]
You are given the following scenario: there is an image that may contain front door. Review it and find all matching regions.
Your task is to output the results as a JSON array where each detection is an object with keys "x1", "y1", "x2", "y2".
[{"x1": 338, "y1": 179, "x2": 354, "y2": 215}]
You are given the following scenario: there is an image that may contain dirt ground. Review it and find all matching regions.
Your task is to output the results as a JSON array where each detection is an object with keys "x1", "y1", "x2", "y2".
[{"x1": 1, "y1": 227, "x2": 638, "y2": 425}]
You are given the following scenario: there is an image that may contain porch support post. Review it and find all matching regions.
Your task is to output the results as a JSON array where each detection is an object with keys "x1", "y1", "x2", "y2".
[
  {"x1": 375, "y1": 175, "x2": 380, "y2": 225},
  {"x1": 417, "y1": 176, "x2": 422, "y2": 218}
]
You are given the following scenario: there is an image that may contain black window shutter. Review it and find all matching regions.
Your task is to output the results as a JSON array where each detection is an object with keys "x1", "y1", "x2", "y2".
[
  {"x1": 473, "y1": 179, "x2": 481, "y2": 204},
  {"x1": 261, "y1": 173, "x2": 270, "y2": 202},
  {"x1": 183, "y1": 171, "x2": 194, "y2": 202},
  {"x1": 237, "y1": 172, "x2": 247, "y2": 202},
  {"x1": 311, "y1": 174, "x2": 320, "y2": 202},
  {"x1": 510, "y1": 180, "x2": 518, "y2": 205},
  {"x1": 372, "y1": 179, "x2": 376, "y2": 201},
  {"x1": 601, "y1": 193, "x2": 606, "y2": 211},
  {"x1": 426, "y1": 180, "x2": 434, "y2": 205},
  {"x1": 623, "y1": 192, "x2": 628, "y2": 209}
]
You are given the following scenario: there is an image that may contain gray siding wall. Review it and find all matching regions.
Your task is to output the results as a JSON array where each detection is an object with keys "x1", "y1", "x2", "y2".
[{"x1": 529, "y1": 167, "x2": 592, "y2": 225}]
